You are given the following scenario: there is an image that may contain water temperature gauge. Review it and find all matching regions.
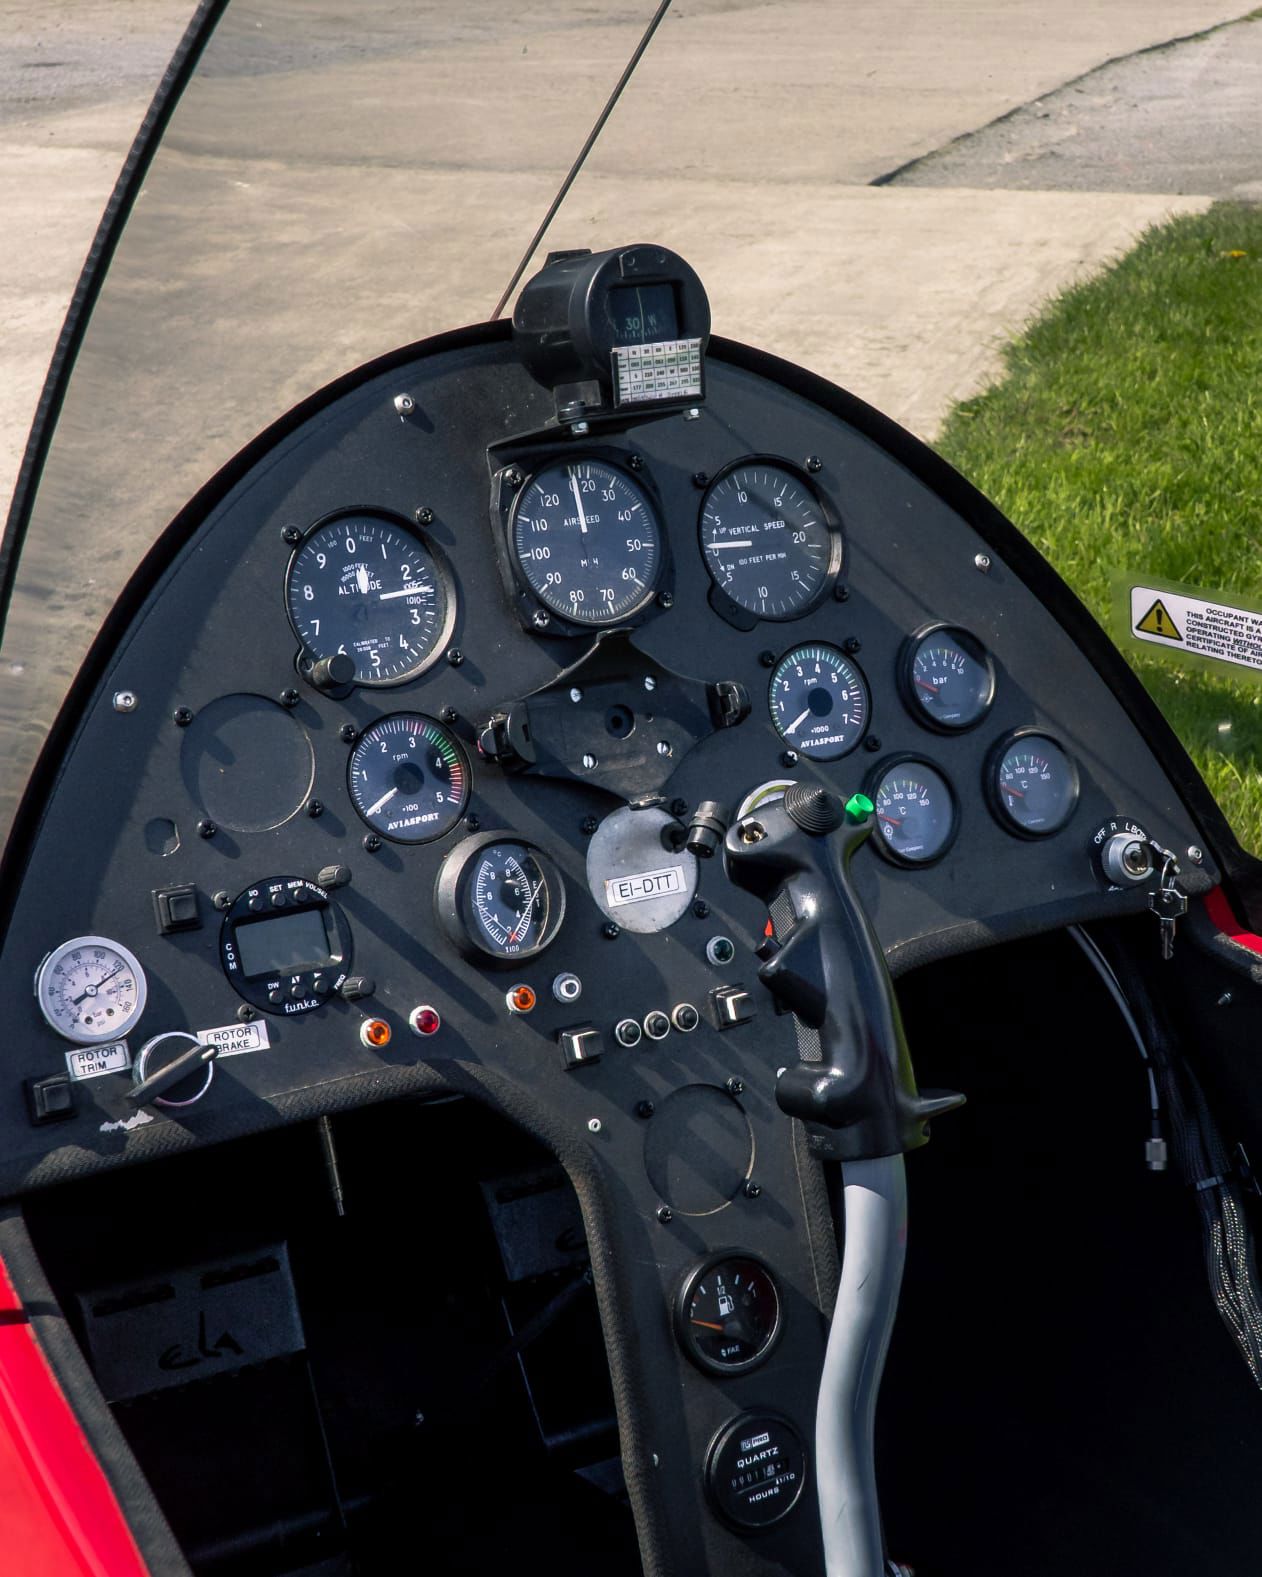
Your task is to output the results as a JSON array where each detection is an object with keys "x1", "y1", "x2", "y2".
[
  {"x1": 436, "y1": 833, "x2": 566, "y2": 963},
  {"x1": 868, "y1": 759, "x2": 959, "y2": 866},
  {"x1": 989, "y1": 730, "x2": 1079, "y2": 837},
  {"x1": 35, "y1": 936, "x2": 147, "y2": 1044}
]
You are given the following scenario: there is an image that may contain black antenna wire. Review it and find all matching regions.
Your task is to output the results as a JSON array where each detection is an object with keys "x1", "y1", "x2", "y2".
[{"x1": 490, "y1": 0, "x2": 675, "y2": 322}]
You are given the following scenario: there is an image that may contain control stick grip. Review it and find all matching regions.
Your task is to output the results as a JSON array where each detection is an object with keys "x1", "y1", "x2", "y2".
[{"x1": 724, "y1": 784, "x2": 963, "y2": 1161}]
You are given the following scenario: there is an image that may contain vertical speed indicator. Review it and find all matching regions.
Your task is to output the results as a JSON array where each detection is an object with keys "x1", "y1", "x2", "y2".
[{"x1": 700, "y1": 461, "x2": 839, "y2": 619}]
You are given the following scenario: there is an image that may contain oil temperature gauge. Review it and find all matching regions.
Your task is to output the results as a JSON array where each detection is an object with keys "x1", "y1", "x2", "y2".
[
  {"x1": 676, "y1": 1253, "x2": 782, "y2": 1376},
  {"x1": 868, "y1": 759, "x2": 959, "y2": 866},
  {"x1": 436, "y1": 833, "x2": 566, "y2": 963},
  {"x1": 34, "y1": 936, "x2": 147, "y2": 1045},
  {"x1": 989, "y1": 730, "x2": 1079, "y2": 837}
]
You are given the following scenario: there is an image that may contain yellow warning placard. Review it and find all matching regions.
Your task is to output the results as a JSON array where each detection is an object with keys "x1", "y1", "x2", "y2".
[
  {"x1": 1127, "y1": 582, "x2": 1262, "y2": 677},
  {"x1": 1134, "y1": 598, "x2": 1182, "y2": 641}
]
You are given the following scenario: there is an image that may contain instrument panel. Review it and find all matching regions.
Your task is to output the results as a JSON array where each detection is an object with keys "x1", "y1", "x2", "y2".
[{"x1": 0, "y1": 246, "x2": 1218, "y2": 1577}]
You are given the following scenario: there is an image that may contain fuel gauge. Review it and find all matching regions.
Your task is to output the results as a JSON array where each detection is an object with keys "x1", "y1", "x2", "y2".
[{"x1": 676, "y1": 1253, "x2": 782, "y2": 1376}]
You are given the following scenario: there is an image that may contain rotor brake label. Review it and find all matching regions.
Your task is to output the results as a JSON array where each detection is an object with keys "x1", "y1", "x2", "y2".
[
  {"x1": 1126, "y1": 582, "x2": 1262, "y2": 678},
  {"x1": 196, "y1": 1021, "x2": 270, "y2": 1057}
]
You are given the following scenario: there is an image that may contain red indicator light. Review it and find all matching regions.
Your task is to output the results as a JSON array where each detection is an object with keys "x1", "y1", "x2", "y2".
[{"x1": 410, "y1": 1005, "x2": 441, "y2": 1037}]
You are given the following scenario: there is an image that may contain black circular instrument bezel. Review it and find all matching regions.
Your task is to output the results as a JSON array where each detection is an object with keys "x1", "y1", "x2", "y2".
[
  {"x1": 346, "y1": 713, "x2": 471, "y2": 845},
  {"x1": 865, "y1": 755, "x2": 960, "y2": 868},
  {"x1": 704, "y1": 1411, "x2": 807, "y2": 1531},
  {"x1": 435, "y1": 831, "x2": 567, "y2": 965},
  {"x1": 285, "y1": 505, "x2": 457, "y2": 688},
  {"x1": 675, "y1": 1250, "x2": 784, "y2": 1377},
  {"x1": 767, "y1": 642, "x2": 870, "y2": 761},
  {"x1": 986, "y1": 727, "x2": 1080, "y2": 840},
  {"x1": 506, "y1": 456, "x2": 665, "y2": 631},
  {"x1": 698, "y1": 456, "x2": 844, "y2": 627},
  {"x1": 219, "y1": 876, "x2": 352, "y2": 1016},
  {"x1": 898, "y1": 623, "x2": 996, "y2": 734}
]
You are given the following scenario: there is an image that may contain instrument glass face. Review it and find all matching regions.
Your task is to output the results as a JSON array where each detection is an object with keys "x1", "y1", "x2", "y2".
[
  {"x1": 348, "y1": 714, "x2": 469, "y2": 843},
  {"x1": 460, "y1": 841, "x2": 562, "y2": 960},
  {"x1": 511, "y1": 460, "x2": 661, "y2": 624},
  {"x1": 700, "y1": 462, "x2": 836, "y2": 619},
  {"x1": 35, "y1": 936, "x2": 147, "y2": 1044},
  {"x1": 904, "y1": 627, "x2": 994, "y2": 730},
  {"x1": 768, "y1": 643, "x2": 869, "y2": 760},
  {"x1": 678, "y1": 1255, "x2": 781, "y2": 1375},
  {"x1": 870, "y1": 761, "x2": 957, "y2": 865},
  {"x1": 286, "y1": 511, "x2": 449, "y2": 684},
  {"x1": 992, "y1": 733, "x2": 1079, "y2": 835}
]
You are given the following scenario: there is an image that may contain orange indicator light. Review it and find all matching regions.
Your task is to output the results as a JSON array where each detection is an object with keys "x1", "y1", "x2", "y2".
[
  {"x1": 507, "y1": 984, "x2": 537, "y2": 1014},
  {"x1": 359, "y1": 1018, "x2": 391, "y2": 1049}
]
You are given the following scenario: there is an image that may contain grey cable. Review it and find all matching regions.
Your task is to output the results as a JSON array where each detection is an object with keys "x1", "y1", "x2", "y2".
[{"x1": 817, "y1": 1155, "x2": 907, "y2": 1577}]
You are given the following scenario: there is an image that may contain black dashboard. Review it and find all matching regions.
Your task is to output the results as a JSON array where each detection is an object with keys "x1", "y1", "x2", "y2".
[{"x1": 0, "y1": 248, "x2": 1219, "y2": 1575}]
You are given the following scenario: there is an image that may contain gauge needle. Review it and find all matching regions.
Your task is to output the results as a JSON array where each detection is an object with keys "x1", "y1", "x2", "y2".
[
  {"x1": 71, "y1": 961, "x2": 122, "y2": 1004},
  {"x1": 366, "y1": 787, "x2": 398, "y2": 817},
  {"x1": 356, "y1": 566, "x2": 370, "y2": 594},
  {"x1": 879, "y1": 814, "x2": 903, "y2": 827},
  {"x1": 709, "y1": 540, "x2": 754, "y2": 550},
  {"x1": 570, "y1": 473, "x2": 589, "y2": 535},
  {"x1": 915, "y1": 678, "x2": 939, "y2": 694},
  {"x1": 1005, "y1": 785, "x2": 1025, "y2": 798},
  {"x1": 378, "y1": 586, "x2": 421, "y2": 601},
  {"x1": 509, "y1": 879, "x2": 545, "y2": 943},
  {"x1": 784, "y1": 708, "x2": 811, "y2": 736},
  {"x1": 691, "y1": 1319, "x2": 727, "y2": 1332}
]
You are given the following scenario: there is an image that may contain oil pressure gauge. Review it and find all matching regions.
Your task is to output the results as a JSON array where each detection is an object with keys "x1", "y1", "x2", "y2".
[
  {"x1": 900, "y1": 625, "x2": 995, "y2": 732},
  {"x1": 34, "y1": 936, "x2": 147, "y2": 1044}
]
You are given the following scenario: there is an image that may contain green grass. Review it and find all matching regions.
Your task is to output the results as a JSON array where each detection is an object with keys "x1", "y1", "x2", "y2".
[{"x1": 936, "y1": 202, "x2": 1262, "y2": 852}]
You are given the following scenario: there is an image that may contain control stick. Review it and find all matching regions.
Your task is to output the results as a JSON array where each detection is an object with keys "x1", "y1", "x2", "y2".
[{"x1": 724, "y1": 782, "x2": 963, "y2": 1577}]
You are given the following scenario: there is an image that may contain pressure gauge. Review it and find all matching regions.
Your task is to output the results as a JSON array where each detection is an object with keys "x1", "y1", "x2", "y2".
[
  {"x1": 34, "y1": 936, "x2": 147, "y2": 1044},
  {"x1": 436, "y1": 833, "x2": 566, "y2": 964}
]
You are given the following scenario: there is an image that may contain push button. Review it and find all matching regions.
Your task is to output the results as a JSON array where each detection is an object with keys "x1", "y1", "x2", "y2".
[
  {"x1": 712, "y1": 984, "x2": 756, "y2": 1028},
  {"x1": 153, "y1": 883, "x2": 201, "y2": 935},
  {"x1": 26, "y1": 1074, "x2": 75, "y2": 1125},
  {"x1": 558, "y1": 1024, "x2": 603, "y2": 1069}
]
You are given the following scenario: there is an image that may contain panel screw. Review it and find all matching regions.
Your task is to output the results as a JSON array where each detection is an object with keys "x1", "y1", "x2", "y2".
[
  {"x1": 805, "y1": 455, "x2": 823, "y2": 473},
  {"x1": 531, "y1": 609, "x2": 550, "y2": 629},
  {"x1": 1218, "y1": 992, "x2": 1233, "y2": 1007},
  {"x1": 280, "y1": 688, "x2": 300, "y2": 708},
  {"x1": 446, "y1": 648, "x2": 464, "y2": 667},
  {"x1": 656, "y1": 1205, "x2": 673, "y2": 1223},
  {"x1": 834, "y1": 582, "x2": 850, "y2": 602},
  {"x1": 306, "y1": 799, "x2": 324, "y2": 818},
  {"x1": 570, "y1": 687, "x2": 583, "y2": 703},
  {"x1": 725, "y1": 1077, "x2": 745, "y2": 1097},
  {"x1": 281, "y1": 525, "x2": 302, "y2": 545},
  {"x1": 363, "y1": 833, "x2": 382, "y2": 852},
  {"x1": 213, "y1": 890, "x2": 231, "y2": 910},
  {"x1": 393, "y1": 392, "x2": 416, "y2": 416},
  {"x1": 628, "y1": 453, "x2": 644, "y2": 471},
  {"x1": 581, "y1": 816, "x2": 599, "y2": 835},
  {"x1": 974, "y1": 553, "x2": 992, "y2": 573},
  {"x1": 571, "y1": 421, "x2": 590, "y2": 436},
  {"x1": 588, "y1": 1118, "x2": 602, "y2": 1134},
  {"x1": 644, "y1": 675, "x2": 656, "y2": 692},
  {"x1": 339, "y1": 723, "x2": 358, "y2": 744},
  {"x1": 112, "y1": 691, "x2": 138, "y2": 714},
  {"x1": 759, "y1": 650, "x2": 776, "y2": 668},
  {"x1": 743, "y1": 1180, "x2": 762, "y2": 1199},
  {"x1": 657, "y1": 591, "x2": 674, "y2": 610},
  {"x1": 692, "y1": 472, "x2": 708, "y2": 489},
  {"x1": 693, "y1": 898, "x2": 710, "y2": 919},
  {"x1": 637, "y1": 1100, "x2": 656, "y2": 1119},
  {"x1": 465, "y1": 814, "x2": 480, "y2": 832},
  {"x1": 172, "y1": 706, "x2": 193, "y2": 727},
  {"x1": 582, "y1": 753, "x2": 597, "y2": 770},
  {"x1": 843, "y1": 635, "x2": 862, "y2": 655},
  {"x1": 683, "y1": 407, "x2": 700, "y2": 422},
  {"x1": 670, "y1": 798, "x2": 688, "y2": 818},
  {"x1": 505, "y1": 468, "x2": 523, "y2": 489},
  {"x1": 237, "y1": 1005, "x2": 257, "y2": 1023},
  {"x1": 865, "y1": 735, "x2": 882, "y2": 752},
  {"x1": 781, "y1": 749, "x2": 798, "y2": 768},
  {"x1": 414, "y1": 506, "x2": 434, "y2": 526},
  {"x1": 602, "y1": 921, "x2": 621, "y2": 940},
  {"x1": 440, "y1": 706, "x2": 458, "y2": 724},
  {"x1": 1187, "y1": 846, "x2": 1204, "y2": 865},
  {"x1": 656, "y1": 741, "x2": 671, "y2": 757},
  {"x1": 197, "y1": 819, "x2": 217, "y2": 839}
]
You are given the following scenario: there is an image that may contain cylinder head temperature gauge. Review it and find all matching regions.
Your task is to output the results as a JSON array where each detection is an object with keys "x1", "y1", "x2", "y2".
[
  {"x1": 34, "y1": 936, "x2": 147, "y2": 1045},
  {"x1": 676, "y1": 1252, "x2": 782, "y2": 1376},
  {"x1": 436, "y1": 833, "x2": 565, "y2": 964},
  {"x1": 989, "y1": 730, "x2": 1079, "y2": 837},
  {"x1": 868, "y1": 759, "x2": 959, "y2": 866}
]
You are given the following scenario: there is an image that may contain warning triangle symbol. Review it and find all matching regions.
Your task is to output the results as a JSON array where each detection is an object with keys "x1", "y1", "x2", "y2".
[{"x1": 1136, "y1": 598, "x2": 1182, "y2": 641}]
